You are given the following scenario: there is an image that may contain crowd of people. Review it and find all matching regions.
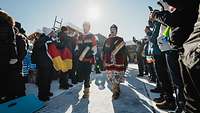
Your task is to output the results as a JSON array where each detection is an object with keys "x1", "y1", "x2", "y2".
[
  {"x1": 0, "y1": 8, "x2": 128, "y2": 104},
  {"x1": 1, "y1": 0, "x2": 200, "y2": 113},
  {"x1": 133, "y1": 0, "x2": 200, "y2": 112}
]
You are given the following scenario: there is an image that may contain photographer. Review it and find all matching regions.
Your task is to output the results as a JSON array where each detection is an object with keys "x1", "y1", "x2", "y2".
[
  {"x1": 151, "y1": 0, "x2": 199, "y2": 112},
  {"x1": 147, "y1": 5, "x2": 176, "y2": 110}
]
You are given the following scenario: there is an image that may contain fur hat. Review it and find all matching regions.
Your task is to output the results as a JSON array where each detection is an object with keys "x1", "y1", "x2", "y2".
[
  {"x1": 0, "y1": 10, "x2": 15, "y2": 26},
  {"x1": 110, "y1": 24, "x2": 118, "y2": 30}
]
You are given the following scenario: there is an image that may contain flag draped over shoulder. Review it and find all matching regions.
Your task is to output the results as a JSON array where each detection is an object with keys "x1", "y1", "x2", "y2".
[{"x1": 46, "y1": 41, "x2": 72, "y2": 72}]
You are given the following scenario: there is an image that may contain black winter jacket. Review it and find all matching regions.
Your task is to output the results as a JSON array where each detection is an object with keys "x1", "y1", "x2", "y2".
[
  {"x1": 0, "y1": 18, "x2": 17, "y2": 66},
  {"x1": 31, "y1": 34, "x2": 53, "y2": 69},
  {"x1": 154, "y1": 0, "x2": 199, "y2": 48}
]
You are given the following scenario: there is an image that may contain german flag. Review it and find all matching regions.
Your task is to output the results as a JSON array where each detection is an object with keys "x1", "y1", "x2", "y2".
[{"x1": 47, "y1": 42, "x2": 72, "y2": 72}]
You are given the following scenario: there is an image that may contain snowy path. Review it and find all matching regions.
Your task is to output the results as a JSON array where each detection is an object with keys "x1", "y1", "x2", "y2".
[{"x1": 31, "y1": 64, "x2": 169, "y2": 113}]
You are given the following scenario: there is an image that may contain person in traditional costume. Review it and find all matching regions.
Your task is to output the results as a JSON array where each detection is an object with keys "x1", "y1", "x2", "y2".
[
  {"x1": 76, "y1": 22, "x2": 97, "y2": 98},
  {"x1": 102, "y1": 24, "x2": 128, "y2": 100}
]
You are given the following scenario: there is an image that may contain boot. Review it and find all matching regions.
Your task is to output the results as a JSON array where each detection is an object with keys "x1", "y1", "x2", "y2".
[
  {"x1": 83, "y1": 88, "x2": 90, "y2": 98},
  {"x1": 48, "y1": 92, "x2": 53, "y2": 97},
  {"x1": 156, "y1": 100, "x2": 176, "y2": 110},
  {"x1": 112, "y1": 83, "x2": 120, "y2": 100},
  {"x1": 153, "y1": 96, "x2": 165, "y2": 103},
  {"x1": 59, "y1": 85, "x2": 69, "y2": 90},
  {"x1": 150, "y1": 87, "x2": 162, "y2": 93},
  {"x1": 38, "y1": 96, "x2": 50, "y2": 102},
  {"x1": 136, "y1": 74, "x2": 143, "y2": 77}
]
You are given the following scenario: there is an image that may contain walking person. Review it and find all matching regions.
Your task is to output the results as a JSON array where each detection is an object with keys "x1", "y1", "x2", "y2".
[
  {"x1": 76, "y1": 22, "x2": 97, "y2": 98},
  {"x1": 102, "y1": 24, "x2": 128, "y2": 100}
]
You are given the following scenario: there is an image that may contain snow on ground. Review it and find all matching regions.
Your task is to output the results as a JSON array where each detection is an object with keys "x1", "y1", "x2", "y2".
[
  {"x1": 25, "y1": 64, "x2": 170, "y2": 113},
  {"x1": 26, "y1": 80, "x2": 65, "y2": 99}
]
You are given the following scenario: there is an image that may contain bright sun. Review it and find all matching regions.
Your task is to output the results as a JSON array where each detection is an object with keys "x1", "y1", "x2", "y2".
[{"x1": 86, "y1": 5, "x2": 101, "y2": 21}]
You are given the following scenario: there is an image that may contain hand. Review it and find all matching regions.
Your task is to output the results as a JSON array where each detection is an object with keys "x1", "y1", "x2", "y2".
[
  {"x1": 149, "y1": 10, "x2": 159, "y2": 21},
  {"x1": 149, "y1": 12, "x2": 155, "y2": 21},
  {"x1": 132, "y1": 36, "x2": 137, "y2": 42}
]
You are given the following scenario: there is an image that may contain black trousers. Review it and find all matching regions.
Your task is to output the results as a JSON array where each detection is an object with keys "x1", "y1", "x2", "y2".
[
  {"x1": 154, "y1": 53, "x2": 174, "y2": 101},
  {"x1": 69, "y1": 58, "x2": 78, "y2": 83},
  {"x1": 165, "y1": 50, "x2": 185, "y2": 107},
  {"x1": 14, "y1": 75, "x2": 26, "y2": 97},
  {"x1": 37, "y1": 66, "x2": 52, "y2": 99},
  {"x1": 59, "y1": 72, "x2": 69, "y2": 88},
  {"x1": 0, "y1": 64, "x2": 15, "y2": 98},
  {"x1": 147, "y1": 62, "x2": 157, "y2": 81},
  {"x1": 137, "y1": 55, "x2": 145, "y2": 75},
  {"x1": 69, "y1": 54, "x2": 78, "y2": 83},
  {"x1": 0, "y1": 64, "x2": 25, "y2": 98},
  {"x1": 77, "y1": 61, "x2": 92, "y2": 88}
]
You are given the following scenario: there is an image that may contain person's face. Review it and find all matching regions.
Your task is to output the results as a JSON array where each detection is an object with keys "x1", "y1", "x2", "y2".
[
  {"x1": 161, "y1": 0, "x2": 177, "y2": 13},
  {"x1": 110, "y1": 27, "x2": 117, "y2": 36},
  {"x1": 63, "y1": 29, "x2": 69, "y2": 34},
  {"x1": 63, "y1": 27, "x2": 72, "y2": 35},
  {"x1": 168, "y1": 5, "x2": 176, "y2": 13},
  {"x1": 83, "y1": 24, "x2": 90, "y2": 33}
]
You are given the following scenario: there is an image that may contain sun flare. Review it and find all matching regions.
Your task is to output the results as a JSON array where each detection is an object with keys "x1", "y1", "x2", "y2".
[{"x1": 86, "y1": 5, "x2": 101, "y2": 21}]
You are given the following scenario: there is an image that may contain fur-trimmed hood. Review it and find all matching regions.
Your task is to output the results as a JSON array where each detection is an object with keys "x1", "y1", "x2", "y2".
[{"x1": 0, "y1": 10, "x2": 15, "y2": 27}]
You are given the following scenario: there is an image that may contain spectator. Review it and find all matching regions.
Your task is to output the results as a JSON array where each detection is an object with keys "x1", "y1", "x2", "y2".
[
  {"x1": 31, "y1": 27, "x2": 54, "y2": 101},
  {"x1": 0, "y1": 10, "x2": 18, "y2": 103}
]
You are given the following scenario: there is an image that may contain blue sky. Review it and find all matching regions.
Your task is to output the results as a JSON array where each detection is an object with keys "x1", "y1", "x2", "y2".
[{"x1": 1, "y1": 0, "x2": 159, "y2": 41}]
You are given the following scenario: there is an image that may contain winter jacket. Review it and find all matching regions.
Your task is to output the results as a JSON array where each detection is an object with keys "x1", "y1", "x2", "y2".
[
  {"x1": 157, "y1": 25, "x2": 173, "y2": 52},
  {"x1": 16, "y1": 34, "x2": 27, "y2": 61},
  {"x1": 14, "y1": 34, "x2": 27, "y2": 74},
  {"x1": 0, "y1": 11, "x2": 17, "y2": 66},
  {"x1": 76, "y1": 33, "x2": 97, "y2": 64},
  {"x1": 147, "y1": 21, "x2": 161, "y2": 55},
  {"x1": 182, "y1": 3, "x2": 200, "y2": 69},
  {"x1": 31, "y1": 34, "x2": 52, "y2": 69},
  {"x1": 154, "y1": 0, "x2": 199, "y2": 48},
  {"x1": 103, "y1": 36, "x2": 128, "y2": 71},
  {"x1": 134, "y1": 39, "x2": 146, "y2": 57}
]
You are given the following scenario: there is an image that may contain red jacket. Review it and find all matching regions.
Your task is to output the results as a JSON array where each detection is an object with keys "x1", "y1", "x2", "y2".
[
  {"x1": 76, "y1": 33, "x2": 97, "y2": 64},
  {"x1": 103, "y1": 36, "x2": 128, "y2": 71}
]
